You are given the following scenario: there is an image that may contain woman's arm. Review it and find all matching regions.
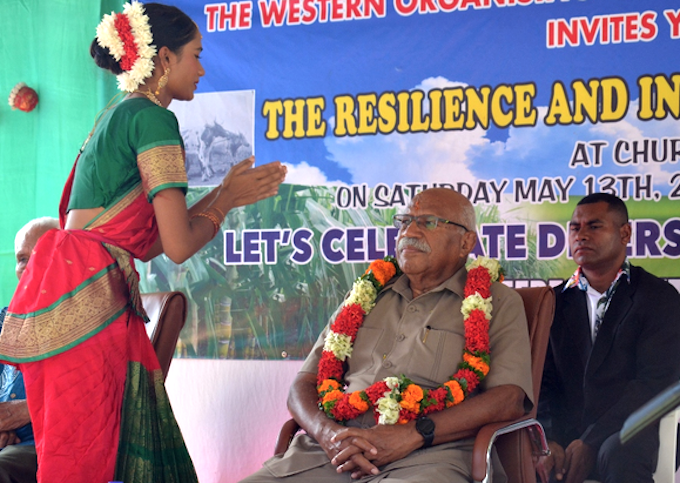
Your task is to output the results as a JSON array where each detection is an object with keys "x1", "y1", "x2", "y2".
[{"x1": 152, "y1": 157, "x2": 286, "y2": 264}]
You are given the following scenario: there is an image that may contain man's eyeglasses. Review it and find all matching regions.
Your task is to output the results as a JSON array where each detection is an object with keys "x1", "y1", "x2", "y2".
[{"x1": 392, "y1": 214, "x2": 469, "y2": 232}]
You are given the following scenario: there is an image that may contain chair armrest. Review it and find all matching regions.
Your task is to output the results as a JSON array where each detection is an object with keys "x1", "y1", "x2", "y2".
[
  {"x1": 472, "y1": 417, "x2": 550, "y2": 483},
  {"x1": 274, "y1": 418, "x2": 301, "y2": 455}
]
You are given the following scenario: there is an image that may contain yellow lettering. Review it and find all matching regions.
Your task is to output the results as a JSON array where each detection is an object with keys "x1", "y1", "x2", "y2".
[
  {"x1": 637, "y1": 75, "x2": 654, "y2": 120},
  {"x1": 282, "y1": 99, "x2": 306, "y2": 139},
  {"x1": 544, "y1": 81, "x2": 573, "y2": 125},
  {"x1": 442, "y1": 88, "x2": 464, "y2": 130},
  {"x1": 464, "y1": 86, "x2": 491, "y2": 129},
  {"x1": 262, "y1": 100, "x2": 283, "y2": 140},
  {"x1": 306, "y1": 96, "x2": 327, "y2": 137},
  {"x1": 334, "y1": 95, "x2": 357, "y2": 136},
  {"x1": 377, "y1": 92, "x2": 397, "y2": 133},
  {"x1": 513, "y1": 83, "x2": 537, "y2": 127},
  {"x1": 357, "y1": 94, "x2": 377, "y2": 134}
]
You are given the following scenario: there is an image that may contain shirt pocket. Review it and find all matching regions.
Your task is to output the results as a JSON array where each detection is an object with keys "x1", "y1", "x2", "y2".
[
  {"x1": 347, "y1": 326, "x2": 385, "y2": 384},
  {"x1": 408, "y1": 326, "x2": 465, "y2": 386}
]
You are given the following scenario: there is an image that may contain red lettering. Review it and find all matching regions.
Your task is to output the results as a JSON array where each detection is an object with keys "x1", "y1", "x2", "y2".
[
  {"x1": 204, "y1": 4, "x2": 220, "y2": 32},
  {"x1": 665, "y1": 9, "x2": 680, "y2": 39},
  {"x1": 317, "y1": 0, "x2": 331, "y2": 21},
  {"x1": 419, "y1": 0, "x2": 439, "y2": 14},
  {"x1": 578, "y1": 16, "x2": 600, "y2": 45},
  {"x1": 394, "y1": 0, "x2": 418, "y2": 16},
  {"x1": 331, "y1": 0, "x2": 343, "y2": 20},
  {"x1": 366, "y1": 0, "x2": 386, "y2": 17},
  {"x1": 287, "y1": 0, "x2": 301, "y2": 24},
  {"x1": 439, "y1": 0, "x2": 459, "y2": 12},
  {"x1": 259, "y1": 0, "x2": 287, "y2": 26},
  {"x1": 608, "y1": 15, "x2": 624, "y2": 43},
  {"x1": 301, "y1": 0, "x2": 317, "y2": 23},
  {"x1": 640, "y1": 11, "x2": 657, "y2": 41}
]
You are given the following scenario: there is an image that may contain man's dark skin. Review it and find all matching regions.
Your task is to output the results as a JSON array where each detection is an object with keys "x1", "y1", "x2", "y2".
[{"x1": 287, "y1": 188, "x2": 528, "y2": 479}]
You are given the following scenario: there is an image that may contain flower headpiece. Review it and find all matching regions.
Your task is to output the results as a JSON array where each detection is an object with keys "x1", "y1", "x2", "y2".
[{"x1": 96, "y1": 1, "x2": 157, "y2": 92}]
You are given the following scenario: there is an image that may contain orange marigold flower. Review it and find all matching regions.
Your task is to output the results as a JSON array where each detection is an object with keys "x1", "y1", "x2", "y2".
[
  {"x1": 402, "y1": 384, "x2": 424, "y2": 403},
  {"x1": 464, "y1": 353, "x2": 490, "y2": 376},
  {"x1": 349, "y1": 391, "x2": 369, "y2": 412},
  {"x1": 444, "y1": 380, "x2": 464, "y2": 406},
  {"x1": 322, "y1": 389, "x2": 344, "y2": 405},
  {"x1": 366, "y1": 260, "x2": 397, "y2": 287},
  {"x1": 318, "y1": 379, "x2": 342, "y2": 394}
]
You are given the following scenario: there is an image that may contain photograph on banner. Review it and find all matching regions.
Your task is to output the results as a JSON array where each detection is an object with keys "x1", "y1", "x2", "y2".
[
  {"x1": 135, "y1": 0, "x2": 680, "y2": 360},
  {"x1": 170, "y1": 90, "x2": 255, "y2": 186}
]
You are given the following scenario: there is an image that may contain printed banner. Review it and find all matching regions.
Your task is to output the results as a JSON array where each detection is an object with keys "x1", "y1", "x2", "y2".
[{"x1": 137, "y1": 0, "x2": 680, "y2": 360}]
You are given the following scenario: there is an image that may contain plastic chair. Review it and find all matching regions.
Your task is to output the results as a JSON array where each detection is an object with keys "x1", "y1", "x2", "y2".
[
  {"x1": 141, "y1": 291, "x2": 188, "y2": 381},
  {"x1": 273, "y1": 285, "x2": 556, "y2": 483}
]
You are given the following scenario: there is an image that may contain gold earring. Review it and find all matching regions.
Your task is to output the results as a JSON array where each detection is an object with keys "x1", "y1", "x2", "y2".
[{"x1": 155, "y1": 67, "x2": 170, "y2": 95}]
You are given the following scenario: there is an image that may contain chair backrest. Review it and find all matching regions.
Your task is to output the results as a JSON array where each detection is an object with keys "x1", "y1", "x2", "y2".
[
  {"x1": 492, "y1": 285, "x2": 555, "y2": 483},
  {"x1": 141, "y1": 291, "x2": 188, "y2": 381}
]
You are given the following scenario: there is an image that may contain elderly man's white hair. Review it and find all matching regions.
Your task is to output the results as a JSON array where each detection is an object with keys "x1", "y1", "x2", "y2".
[{"x1": 14, "y1": 217, "x2": 59, "y2": 252}]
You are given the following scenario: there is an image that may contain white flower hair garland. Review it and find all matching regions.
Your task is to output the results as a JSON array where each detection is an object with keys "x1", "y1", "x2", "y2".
[{"x1": 96, "y1": 1, "x2": 157, "y2": 92}]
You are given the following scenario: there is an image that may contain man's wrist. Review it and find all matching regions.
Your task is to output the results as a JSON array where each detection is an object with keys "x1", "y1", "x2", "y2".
[{"x1": 415, "y1": 416, "x2": 435, "y2": 448}]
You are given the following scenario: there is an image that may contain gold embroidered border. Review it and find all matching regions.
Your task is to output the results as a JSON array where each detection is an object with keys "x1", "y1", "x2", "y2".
[
  {"x1": 0, "y1": 269, "x2": 128, "y2": 360},
  {"x1": 105, "y1": 244, "x2": 148, "y2": 322},
  {"x1": 137, "y1": 145, "x2": 187, "y2": 198},
  {"x1": 89, "y1": 185, "x2": 144, "y2": 230}
]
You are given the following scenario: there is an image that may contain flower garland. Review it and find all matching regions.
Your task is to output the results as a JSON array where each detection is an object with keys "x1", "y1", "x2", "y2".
[
  {"x1": 317, "y1": 256, "x2": 502, "y2": 425},
  {"x1": 96, "y1": 1, "x2": 156, "y2": 92}
]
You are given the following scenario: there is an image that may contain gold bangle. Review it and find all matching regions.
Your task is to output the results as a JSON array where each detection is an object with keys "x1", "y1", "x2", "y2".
[
  {"x1": 191, "y1": 211, "x2": 221, "y2": 239},
  {"x1": 207, "y1": 206, "x2": 226, "y2": 224}
]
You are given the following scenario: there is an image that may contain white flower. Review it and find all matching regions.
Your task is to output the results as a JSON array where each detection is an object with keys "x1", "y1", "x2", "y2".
[
  {"x1": 323, "y1": 332, "x2": 353, "y2": 361},
  {"x1": 461, "y1": 293, "x2": 493, "y2": 319},
  {"x1": 384, "y1": 376, "x2": 400, "y2": 391},
  {"x1": 468, "y1": 256, "x2": 502, "y2": 282},
  {"x1": 95, "y1": 1, "x2": 157, "y2": 93},
  {"x1": 376, "y1": 396, "x2": 401, "y2": 425},
  {"x1": 344, "y1": 279, "x2": 377, "y2": 314}
]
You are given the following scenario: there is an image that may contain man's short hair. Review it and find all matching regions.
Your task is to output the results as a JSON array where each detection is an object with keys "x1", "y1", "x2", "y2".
[
  {"x1": 14, "y1": 217, "x2": 59, "y2": 252},
  {"x1": 576, "y1": 193, "x2": 629, "y2": 225}
]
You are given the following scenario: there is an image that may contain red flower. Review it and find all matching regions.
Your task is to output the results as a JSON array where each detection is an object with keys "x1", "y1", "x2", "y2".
[
  {"x1": 113, "y1": 13, "x2": 139, "y2": 72},
  {"x1": 465, "y1": 310, "x2": 490, "y2": 353},
  {"x1": 332, "y1": 395, "x2": 363, "y2": 421},
  {"x1": 317, "y1": 351, "x2": 344, "y2": 386},
  {"x1": 330, "y1": 304, "x2": 365, "y2": 341},
  {"x1": 365, "y1": 381, "x2": 389, "y2": 404},
  {"x1": 421, "y1": 388, "x2": 447, "y2": 415},
  {"x1": 465, "y1": 267, "x2": 492, "y2": 299},
  {"x1": 398, "y1": 408, "x2": 419, "y2": 424},
  {"x1": 455, "y1": 368, "x2": 481, "y2": 393}
]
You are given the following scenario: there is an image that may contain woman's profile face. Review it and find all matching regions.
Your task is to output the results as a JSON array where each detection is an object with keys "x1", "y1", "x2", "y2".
[{"x1": 166, "y1": 31, "x2": 205, "y2": 102}]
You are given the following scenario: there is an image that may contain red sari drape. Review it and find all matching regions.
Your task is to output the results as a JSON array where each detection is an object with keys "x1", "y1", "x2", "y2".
[{"x1": 0, "y1": 163, "x2": 197, "y2": 483}]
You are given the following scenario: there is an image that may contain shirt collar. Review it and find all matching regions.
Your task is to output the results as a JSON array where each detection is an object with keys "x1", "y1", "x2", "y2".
[
  {"x1": 389, "y1": 265, "x2": 467, "y2": 301},
  {"x1": 563, "y1": 259, "x2": 631, "y2": 293}
]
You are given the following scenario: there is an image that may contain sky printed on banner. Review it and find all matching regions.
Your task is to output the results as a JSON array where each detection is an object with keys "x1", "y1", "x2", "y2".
[{"x1": 173, "y1": 0, "x2": 680, "y2": 193}]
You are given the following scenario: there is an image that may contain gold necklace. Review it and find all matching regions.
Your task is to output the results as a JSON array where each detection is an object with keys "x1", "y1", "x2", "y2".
[{"x1": 134, "y1": 89, "x2": 162, "y2": 107}]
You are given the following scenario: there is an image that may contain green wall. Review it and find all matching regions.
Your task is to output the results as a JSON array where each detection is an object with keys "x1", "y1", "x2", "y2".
[{"x1": 0, "y1": 0, "x2": 122, "y2": 303}]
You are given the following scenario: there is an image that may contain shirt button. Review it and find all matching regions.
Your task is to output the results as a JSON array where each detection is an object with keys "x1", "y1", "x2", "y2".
[
  {"x1": 408, "y1": 306, "x2": 417, "y2": 313},
  {"x1": 10, "y1": 393, "x2": 16, "y2": 399},
  {"x1": 397, "y1": 334, "x2": 405, "y2": 342},
  {"x1": 382, "y1": 360, "x2": 392, "y2": 368}
]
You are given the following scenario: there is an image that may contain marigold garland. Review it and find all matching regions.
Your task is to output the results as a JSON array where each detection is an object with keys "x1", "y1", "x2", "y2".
[{"x1": 317, "y1": 256, "x2": 503, "y2": 425}]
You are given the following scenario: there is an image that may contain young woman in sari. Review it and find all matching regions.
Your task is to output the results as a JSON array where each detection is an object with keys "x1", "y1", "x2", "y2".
[{"x1": 0, "y1": 2, "x2": 286, "y2": 482}]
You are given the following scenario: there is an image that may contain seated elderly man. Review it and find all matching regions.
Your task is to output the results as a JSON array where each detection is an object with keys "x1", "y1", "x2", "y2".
[
  {"x1": 0, "y1": 216, "x2": 59, "y2": 483},
  {"x1": 240, "y1": 187, "x2": 533, "y2": 483}
]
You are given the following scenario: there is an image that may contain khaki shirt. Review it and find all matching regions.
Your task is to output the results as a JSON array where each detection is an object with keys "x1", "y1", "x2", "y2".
[
  {"x1": 263, "y1": 266, "x2": 534, "y2": 478},
  {"x1": 301, "y1": 266, "x2": 534, "y2": 414}
]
